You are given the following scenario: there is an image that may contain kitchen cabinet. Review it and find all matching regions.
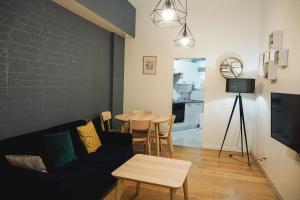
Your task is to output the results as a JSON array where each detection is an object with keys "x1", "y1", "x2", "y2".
[
  {"x1": 172, "y1": 103, "x2": 185, "y2": 123},
  {"x1": 184, "y1": 102, "x2": 202, "y2": 126},
  {"x1": 174, "y1": 65, "x2": 203, "y2": 85},
  {"x1": 173, "y1": 101, "x2": 204, "y2": 130}
]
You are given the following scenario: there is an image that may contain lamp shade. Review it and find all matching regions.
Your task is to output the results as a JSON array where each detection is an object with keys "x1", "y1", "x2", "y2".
[
  {"x1": 226, "y1": 78, "x2": 255, "y2": 93},
  {"x1": 150, "y1": 0, "x2": 187, "y2": 28},
  {"x1": 174, "y1": 23, "x2": 195, "y2": 47}
]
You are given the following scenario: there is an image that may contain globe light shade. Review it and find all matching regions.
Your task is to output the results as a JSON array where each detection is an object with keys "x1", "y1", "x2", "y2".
[
  {"x1": 174, "y1": 23, "x2": 196, "y2": 47},
  {"x1": 150, "y1": 0, "x2": 187, "y2": 28},
  {"x1": 180, "y1": 36, "x2": 190, "y2": 46},
  {"x1": 161, "y1": 8, "x2": 176, "y2": 21}
]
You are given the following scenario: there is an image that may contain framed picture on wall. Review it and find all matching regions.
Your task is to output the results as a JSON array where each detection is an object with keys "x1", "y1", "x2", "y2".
[{"x1": 143, "y1": 56, "x2": 157, "y2": 75}]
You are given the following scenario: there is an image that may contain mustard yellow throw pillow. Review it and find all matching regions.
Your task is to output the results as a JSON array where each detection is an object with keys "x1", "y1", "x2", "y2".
[{"x1": 77, "y1": 122, "x2": 101, "y2": 153}]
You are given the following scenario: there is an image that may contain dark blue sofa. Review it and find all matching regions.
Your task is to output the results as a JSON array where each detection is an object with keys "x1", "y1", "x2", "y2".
[{"x1": 0, "y1": 117, "x2": 133, "y2": 200}]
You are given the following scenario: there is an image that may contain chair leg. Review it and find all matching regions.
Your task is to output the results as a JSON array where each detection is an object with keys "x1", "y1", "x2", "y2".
[
  {"x1": 143, "y1": 143, "x2": 147, "y2": 154},
  {"x1": 149, "y1": 138, "x2": 153, "y2": 150},
  {"x1": 170, "y1": 135, "x2": 174, "y2": 153},
  {"x1": 167, "y1": 137, "x2": 173, "y2": 158},
  {"x1": 159, "y1": 138, "x2": 163, "y2": 152},
  {"x1": 147, "y1": 139, "x2": 151, "y2": 156}
]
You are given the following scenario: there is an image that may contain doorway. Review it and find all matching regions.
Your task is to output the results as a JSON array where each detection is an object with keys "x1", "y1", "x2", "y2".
[{"x1": 172, "y1": 58, "x2": 206, "y2": 148}]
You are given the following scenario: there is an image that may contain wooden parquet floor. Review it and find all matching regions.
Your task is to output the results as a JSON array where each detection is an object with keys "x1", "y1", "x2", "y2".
[{"x1": 103, "y1": 145, "x2": 278, "y2": 200}]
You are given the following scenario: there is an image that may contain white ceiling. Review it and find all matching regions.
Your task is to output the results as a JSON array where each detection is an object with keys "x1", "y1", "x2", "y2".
[{"x1": 128, "y1": 0, "x2": 158, "y2": 9}]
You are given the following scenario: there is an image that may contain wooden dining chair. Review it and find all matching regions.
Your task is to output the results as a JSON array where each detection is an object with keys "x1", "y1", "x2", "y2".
[
  {"x1": 100, "y1": 111, "x2": 115, "y2": 133},
  {"x1": 129, "y1": 119, "x2": 152, "y2": 155},
  {"x1": 150, "y1": 115, "x2": 176, "y2": 158},
  {"x1": 101, "y1": 111, "x2": 129, "y2": 133}
]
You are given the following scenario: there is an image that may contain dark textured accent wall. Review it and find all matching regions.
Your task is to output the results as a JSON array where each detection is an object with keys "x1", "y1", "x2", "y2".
[
  {"x1": 76, "y1": 0, "x2": 136, "y2": 37},
  {"x1": 111, "y1": 34, "x2": 124, "y2": 126},
  {"x1": 0, "y1": 0, "x2": 124, "y2": 139}
]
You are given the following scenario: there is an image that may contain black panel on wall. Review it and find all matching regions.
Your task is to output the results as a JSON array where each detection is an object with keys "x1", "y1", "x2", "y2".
[
  {"x1": 77, "y1": 0, "x2": 136, "y2": 37},
  {"x1": 0, "y1": 0, "x2": 114, "y2": 139},
  {"x1": 111, "y1": 33, "x2": 125, "y2": 126}
]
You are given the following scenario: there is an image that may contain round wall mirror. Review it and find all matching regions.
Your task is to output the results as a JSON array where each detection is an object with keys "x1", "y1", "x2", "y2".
[{"x1": 220, "y1": 57, "x2": 243, "y2": 79}]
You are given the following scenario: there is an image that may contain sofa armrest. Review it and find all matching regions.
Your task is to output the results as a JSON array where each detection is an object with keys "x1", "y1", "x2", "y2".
[{"x1": 99, "y1": 132, "x2": 133, "y2": 147}]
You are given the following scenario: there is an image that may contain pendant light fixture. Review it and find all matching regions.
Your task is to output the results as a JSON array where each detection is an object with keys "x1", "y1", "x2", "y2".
[
  {"x1": 174, "y1": 0, "x2": 195, "y2": 47},
  {"x1": 174, "y1": 22, "x2": 195, "y2": 47},
  {"x1": 150, "y1": 0, "x2": 187, "y2": 28}
]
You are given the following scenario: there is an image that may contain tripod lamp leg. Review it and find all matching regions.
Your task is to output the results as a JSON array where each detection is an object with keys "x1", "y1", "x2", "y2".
[
  {"x1": 219, "y1": 95, "x2": 239, "y2": 157},
  {"x1": 240, "y1": 95, "x2": 251, "y2": 167}
]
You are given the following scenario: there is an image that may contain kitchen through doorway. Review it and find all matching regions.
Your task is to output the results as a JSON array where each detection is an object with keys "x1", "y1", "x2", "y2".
[{"x1": 172, "y1": 58, "x2": 206, "y2": 148}]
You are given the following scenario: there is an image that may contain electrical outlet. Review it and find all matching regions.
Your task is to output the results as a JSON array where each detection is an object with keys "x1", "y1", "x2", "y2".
[{"x1": 258, "y1": 157, "x2": 267, "y2": 162}]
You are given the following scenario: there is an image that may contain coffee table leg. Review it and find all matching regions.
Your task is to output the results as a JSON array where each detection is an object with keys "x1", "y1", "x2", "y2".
[
  {"x1": 136, "y1": 181, "x2": 141, "y2": 195},
  {"x1": 170, "y1": 188, "x2": 175, "y2": 200},
  {"x1": 115, "y1": 179, "x2": 123, "y2": 200},
  {"x1": 183, "y1": 178, "x2": 189, "y2": 200}
]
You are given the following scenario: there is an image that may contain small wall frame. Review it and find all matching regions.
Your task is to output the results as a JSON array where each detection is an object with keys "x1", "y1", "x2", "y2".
[{"x1": 143, "y1": 56, "x2": 157, "y2": 75}]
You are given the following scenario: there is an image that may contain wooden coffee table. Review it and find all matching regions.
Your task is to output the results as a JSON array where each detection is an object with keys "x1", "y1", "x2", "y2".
[{"x1": 112, "y1": 154, "x2": 192, "y2": 200}]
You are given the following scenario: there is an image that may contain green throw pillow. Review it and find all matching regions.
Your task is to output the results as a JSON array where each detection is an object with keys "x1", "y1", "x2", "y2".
[{"x1": 43, "y1": 131, "x2": 77, "y2": 169}]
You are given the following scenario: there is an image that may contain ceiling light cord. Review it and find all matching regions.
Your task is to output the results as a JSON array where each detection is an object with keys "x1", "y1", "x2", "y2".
[
  {"x1": 174, "y1": 0, "x2": 195, "y2": 47},
  {"x1": 150, "y1": 0, "x2": 195, "y2": 47},
  {"x1": 186, "y1": 0, "x2": 188, "y2": 19}
]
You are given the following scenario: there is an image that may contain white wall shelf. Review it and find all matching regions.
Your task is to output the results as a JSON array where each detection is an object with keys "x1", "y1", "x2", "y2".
[
  {"x1": 260, "y1": 30, "x2": 288, "y2": 81},
  {"x1": 269, "y1": 30, "x2": 283, "y2": 49},
  {"x1": 264, "y1": 50, "x2": 271, "y2": 64},
  {"x1": 267, "y1": 61, "x2": 278, "y2": 80},
  {"x1": 274, "y1": 49, "x2": 289, "y2": 67}
]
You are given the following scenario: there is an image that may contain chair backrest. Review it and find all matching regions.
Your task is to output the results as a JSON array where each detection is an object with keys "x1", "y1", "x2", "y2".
[
  {"x1": 129, "y1": 120, "x2": 152, "y2": 134},
  {"x1": 167, "y1": 114, "x2": 176, "y2": 137},
  {"x1": 100, "y1": 111, "x2": 112, "y2": 132}
]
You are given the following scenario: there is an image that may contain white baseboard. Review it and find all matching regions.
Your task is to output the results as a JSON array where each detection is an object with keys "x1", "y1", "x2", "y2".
[
  {"x1": 201, "y1": 144, "x2": 244, "y2": 152},
  {"x1": 203, "y1": 145, "x2": 283, "y2": 199},
  {"x1": 254, "y1": 157, "x2": 283, "y2": 200}
]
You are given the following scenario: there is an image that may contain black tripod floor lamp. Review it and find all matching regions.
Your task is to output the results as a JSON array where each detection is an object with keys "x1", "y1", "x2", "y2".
[{"x1": 218, "y1": 78, "x2": 255, "y2": 167}]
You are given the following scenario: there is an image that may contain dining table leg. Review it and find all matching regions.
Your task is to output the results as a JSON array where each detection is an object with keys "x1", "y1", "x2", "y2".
[
  {"x1": 121, "y1": 121, "x2": 129, "y2": 133},
  {"x1": 155, "y1": 124, "x2": 160, "y2": 157}
]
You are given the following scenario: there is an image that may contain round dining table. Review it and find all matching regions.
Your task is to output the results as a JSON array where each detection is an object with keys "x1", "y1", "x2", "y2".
[{"x1": 115, "y1": 112, "x2": 170, "y2": 157}]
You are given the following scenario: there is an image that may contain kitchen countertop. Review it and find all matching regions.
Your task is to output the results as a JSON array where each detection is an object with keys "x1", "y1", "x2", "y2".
[{"x1": 173, "y1": 100, "x2": 204, "y2": 104}]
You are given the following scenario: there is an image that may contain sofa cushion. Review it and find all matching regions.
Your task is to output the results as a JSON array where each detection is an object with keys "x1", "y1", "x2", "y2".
[
  {"x1": 0, "y1": 120, "x2": 88, "y2": 159},
  {"x1": 43, "y1": 131, "x2": 77, "y2": 169},
  {"x1": 5, "y1": 155, "x2": 47, "y2": 172},
  {"x1": 50, "y1": 162, "x2": 116, "y2": 200},
  {"x1": 77, "y1": 122, "x2": 102, "y2": 153},
  {"x1": 76, "y1": 145, "x2": 133, "y2": 170},
  {"x1": 2, "y1": 166, "x2": 64, "y2": 200},
  {"x1": 47, "y1": 120, "x2": 88, "y2": 157}
]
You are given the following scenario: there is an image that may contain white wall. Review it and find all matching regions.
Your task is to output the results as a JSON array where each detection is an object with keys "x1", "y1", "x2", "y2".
[
  {"x1": 125, "y1": 0, "x2": 261, "y2": 151},
  {"x1": 253, "y1": 0, "x2": 300, "y2": 199}
]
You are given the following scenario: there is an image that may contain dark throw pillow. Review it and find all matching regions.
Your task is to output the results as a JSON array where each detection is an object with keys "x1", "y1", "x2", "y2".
[{"x1": 43, "y1": 131, "x2": 77, "y2": 169}]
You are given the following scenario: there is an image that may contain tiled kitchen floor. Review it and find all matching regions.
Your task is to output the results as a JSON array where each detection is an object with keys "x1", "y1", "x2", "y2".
[{"x1": 172, "y1": 128, "x2": 202, "y2": 148}]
